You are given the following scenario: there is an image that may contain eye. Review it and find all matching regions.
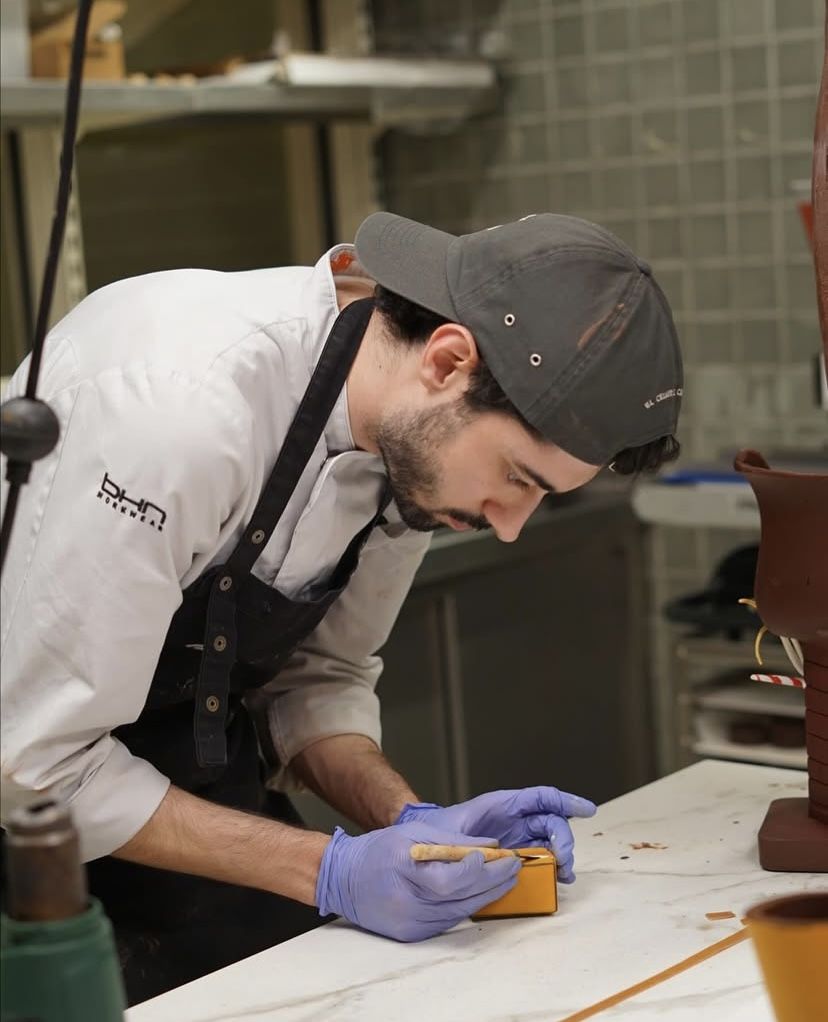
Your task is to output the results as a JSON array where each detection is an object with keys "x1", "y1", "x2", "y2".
[{"x1": 507, "y1": 471, "x2": 531, "y2": 491}]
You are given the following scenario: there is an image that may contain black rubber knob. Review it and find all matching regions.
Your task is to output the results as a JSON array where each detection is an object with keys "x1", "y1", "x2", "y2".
[{"x1": 0, "y1": 397, "x2": 60, "y2": 463}]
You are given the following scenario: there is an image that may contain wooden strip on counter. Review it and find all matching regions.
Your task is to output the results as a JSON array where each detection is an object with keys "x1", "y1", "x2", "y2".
[{"x1": 558, "y1": 928, "x2": 750, "y2": 1022}]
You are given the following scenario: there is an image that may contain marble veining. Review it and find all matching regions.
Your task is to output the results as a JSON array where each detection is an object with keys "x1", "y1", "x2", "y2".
[{"x1": 127, "y1": 761, "x2": 825, "y2": 1022}]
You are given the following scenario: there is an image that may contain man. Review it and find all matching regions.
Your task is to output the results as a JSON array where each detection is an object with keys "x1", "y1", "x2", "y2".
[{"x1": 1, "y1": 212, "x2": 681, "y2": 1003}]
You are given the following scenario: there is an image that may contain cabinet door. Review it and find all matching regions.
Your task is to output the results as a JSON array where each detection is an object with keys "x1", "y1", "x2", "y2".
[
  {"x1": 453, "y1": 519, "x2": 652, "y2": 806},
  {"x1": 377, "y1": 589, "x2": 454, "y2": 807},
  {"x1": 291, "y1": 588, "x2": 454, "y2": 834}
]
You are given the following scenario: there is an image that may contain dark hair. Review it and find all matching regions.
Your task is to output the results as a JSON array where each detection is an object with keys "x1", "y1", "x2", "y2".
[{"x1": 373, "y1": 284, "x2": 680, "y2": 476}]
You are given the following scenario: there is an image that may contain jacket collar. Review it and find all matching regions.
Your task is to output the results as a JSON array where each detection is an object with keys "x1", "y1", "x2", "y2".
[{"x1": 303, "y1": 245, "x2": 376, "y2": 456}]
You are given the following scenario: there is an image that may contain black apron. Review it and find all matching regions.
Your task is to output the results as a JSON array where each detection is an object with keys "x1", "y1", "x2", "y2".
[{"x1": 85, "y1": 298, "x2": 386, "y2": 1005}]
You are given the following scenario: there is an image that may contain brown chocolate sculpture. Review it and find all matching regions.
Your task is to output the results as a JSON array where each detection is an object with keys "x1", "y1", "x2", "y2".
[
  {"x1": 732, "y1": 17, "x2": 828, "y2": 872},
  {"x1": 734, "y1": 450, "x2": 828, "y2": 871}
]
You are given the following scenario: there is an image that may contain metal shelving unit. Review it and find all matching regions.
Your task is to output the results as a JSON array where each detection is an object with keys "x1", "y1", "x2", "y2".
[
  {"x1": 0, "y1": 54, "x2": 497, "y2": 131},
  {"x1": 674, "y1": 635, "x2": 807, "y2": 772}
]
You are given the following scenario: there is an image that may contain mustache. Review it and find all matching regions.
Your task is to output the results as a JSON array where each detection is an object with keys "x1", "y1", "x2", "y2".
[{"x1": 439, "y1": 508, "x2": 491, "y2": 532}]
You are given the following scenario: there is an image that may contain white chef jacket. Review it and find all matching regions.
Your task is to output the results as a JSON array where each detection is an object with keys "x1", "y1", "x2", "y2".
[{"x1": 0, "y1": 247, "x2": 430, "y2": 862}]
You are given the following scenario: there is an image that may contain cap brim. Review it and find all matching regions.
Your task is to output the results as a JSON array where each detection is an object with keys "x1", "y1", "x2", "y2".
[{"x1": 354, "y1": 212, "x2": 458, "y2": 319}]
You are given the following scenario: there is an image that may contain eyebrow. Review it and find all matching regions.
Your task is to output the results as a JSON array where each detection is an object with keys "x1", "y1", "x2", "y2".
[{"x1": 516, "y1": 462, "x2": 557, "y2": 493}]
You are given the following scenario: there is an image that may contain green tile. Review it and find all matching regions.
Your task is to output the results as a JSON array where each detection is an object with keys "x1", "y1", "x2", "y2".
[
  {"x1": 510, "y1": 173, "x2": 553, "y2": 213},
  {"x1": 504, "y1": 72, "x2": 547, "y2": 114},
  {"x1": 727, "y1": 0, "x2": 768, "y2": 36},
  {"x1": 557, "y1": 65, "x2": 588, "y2": 108},
  {"x1": 685, "y1": 51, "x2": 722, "y2": 95},
  {"x1": 603, "y1": 218, "x2": 640, "y2": 250},
  {"x1": 778, "y1": 39, "x2": 820, "y2": 87},
  {"x1": 774, "y1": 0, "x2": 820, "y2": 31},
  {"x1": 733, "y1": 266, "x2": 777, "y2": 307},
  {"x1": 737, "y1": 210, "x2": 774, "y2": 254},
  {"x1": 642, "y1": 110, "x2": 679, "y2": 151},
  {"x1": 735, "y1": 156, "x2": 773, "y2": 199},
  {"x1": 787, "y1": 317, "x2": 821, "y2": 360},
  {"x1": 597, "y1": 114, "x2": 633, "y2": 156},
  {"x1": 508, "y1": 19, "x2": 545, "y2": 60},
  {"x1": 600, "y1": 167, "x2": 637, "y2": 210},
  {"x1": 786, "y1": 263, "x2": 818, "y2": 311},
  {"x1": 731, "y1": 100, "x2": 770, "y2": 145},
  {"x1": 696, "y1": 321, "x2": 736, "y2": 360},
  {"x1": 682, "y1": 0, "x2": 721, "y2": 41},
  {"x1": 654, "y1": 268, "x2": 685, "y2": 310},
  {"x1": 595, "y1": 62, "x2": 631, "y2": 105},
  {"x1": 740, "y1": 319, "x2": 780, "y2": 362},
  {"x1": 645, "y1": 164, "x2": 680, "y2": 206},
  {"x1": 780, "y1": 150, "x2": 814, "y2": 187},
  {"x1": 562, "y1": 170, "x2": 592, "y2": 210},
  {"x1": 779, "y1": 95, "x2": 818, "y2": 142},
  {"x1": 689, "y1": 159, "x2": 726, "y2": 203},
  {"x1": 690, "y1": 213, "x2": 728, "y2": 256},
  {"x1": 559, "y1": 119, "x2": 592, "y2": 159},
  {"x1": 695, "y1": 267, "x2": 731, "y2": 308},
  {"x1": 638, "y1": 1, "x2": 674, "y2": 47},
  {"x1": 594, "y1": 9, "x2": 629, "y2": 52},
  {"x1": 782, "y1": 205, "x2": 812, "y2": 257},
  {"x1": 687, "y1": 106, "x2": 724, "y2": 150},
  {"x1": 648, "y1": 217, "x2": 683, "y2": 259},
  {"x1": 730, "y1": 45, "x2": 769, "y2": 92},
  {"x1": 553, "y1": 13, "x2": 585, "y2": 57},
  {"x1": 639, "y1": 56, "x2": 677, "y2": 100}
]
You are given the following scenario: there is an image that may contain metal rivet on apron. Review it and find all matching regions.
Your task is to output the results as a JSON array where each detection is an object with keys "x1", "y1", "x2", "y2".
[
  {"x1": 504, "y1": 313, "x2": 516, "y2": 326},
  {"x1": 529, "y1": 353, "x2": 542, "y2": 367},
  {"x1": 213, "y1": 635, "x2": 227, "y2": 653},
  {"x1": 218, "y1": 575, "x2": 232, "y2": 591},
  {"x1": 205, "y1": 695, "x2": 220, "y2": 713},
  {"x1": 251, "y1": 529, "x2": 266, "y2": 544}
]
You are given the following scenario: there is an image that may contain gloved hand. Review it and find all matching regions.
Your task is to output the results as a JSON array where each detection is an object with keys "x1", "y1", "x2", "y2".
[
  {"x1": 396, "y1": 787, "x2": 597, "y2": 884},
  {"x1": 316, "y1": 821, "x2": 521, "y2": 943}
]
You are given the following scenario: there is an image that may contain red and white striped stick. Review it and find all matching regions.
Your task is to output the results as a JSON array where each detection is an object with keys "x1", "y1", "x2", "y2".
[{"x1": 750, "y1": 673, "x2": 806, "y2": 689}]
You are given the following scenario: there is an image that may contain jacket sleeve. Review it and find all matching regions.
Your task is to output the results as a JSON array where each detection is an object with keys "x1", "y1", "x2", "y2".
[
  {"x1": 1, "y1": 360, "x2": 253, "y2": 861},
  {"x1": 254, "y1": 518, "x2": 431, "y2": 789}
]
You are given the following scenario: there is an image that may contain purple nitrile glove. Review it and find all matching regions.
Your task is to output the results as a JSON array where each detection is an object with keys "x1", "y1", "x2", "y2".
[
  {"x1": 316, "y1": 821, "x2": 521, "y2": 943},
  {"x1": 396, "y1": 787, "x2": 597, "y2": 884}
]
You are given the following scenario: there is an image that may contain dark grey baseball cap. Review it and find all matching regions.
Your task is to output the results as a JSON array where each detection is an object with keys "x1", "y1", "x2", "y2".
[{"x1": 355, "y1": 211, "x2": 683, "y2": 465}]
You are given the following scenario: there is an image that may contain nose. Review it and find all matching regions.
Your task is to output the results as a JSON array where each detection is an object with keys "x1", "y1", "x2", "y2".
[{"x1": 483, "y1": 492, "x2": 544, "y2": 543}]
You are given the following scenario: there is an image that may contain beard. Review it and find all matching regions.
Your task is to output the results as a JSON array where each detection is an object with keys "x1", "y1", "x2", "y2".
[{"x1": 373, "y1": 401, "x2": 491, "y2": 533}]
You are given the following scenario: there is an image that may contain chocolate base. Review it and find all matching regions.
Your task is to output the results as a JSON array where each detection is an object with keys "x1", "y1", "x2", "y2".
[{"x1": 758, "y1": 798, "x2": 828, "y2": 873}]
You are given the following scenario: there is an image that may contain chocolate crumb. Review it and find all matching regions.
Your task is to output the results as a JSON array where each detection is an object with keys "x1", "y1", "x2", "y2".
[
  {"x1": 620, "y1": 855, "x2": 630, "y2": 860},
  {"x1": 630, "y1": 842, "x2": 668, "y2": 850},
  {"x1": 592, "y1": 832, "x2": 603, "y2": 836}
]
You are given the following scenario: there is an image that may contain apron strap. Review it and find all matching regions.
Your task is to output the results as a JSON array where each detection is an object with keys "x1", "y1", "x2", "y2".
[{"x1": 194, "y1": 297, "x2": 375, "y2": 767}]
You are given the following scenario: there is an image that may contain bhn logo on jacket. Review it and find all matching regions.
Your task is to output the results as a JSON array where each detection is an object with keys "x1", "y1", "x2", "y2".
[{"x1": 97, "y1": 471, "x2": 167, "y2": 532}]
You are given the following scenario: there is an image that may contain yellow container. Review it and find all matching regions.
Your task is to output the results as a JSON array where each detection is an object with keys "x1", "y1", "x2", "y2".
[
  {"x1": 473, "y1": 849, "x2": 558, "y2": 918},
  {"x1": 745, "y1": 892, "x2": 828, "y2": 1022}
]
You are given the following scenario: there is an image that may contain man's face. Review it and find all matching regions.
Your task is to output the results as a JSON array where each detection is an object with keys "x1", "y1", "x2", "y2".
[{"x1": 375, "y1": 401, "x2": 601, "y2": 542}]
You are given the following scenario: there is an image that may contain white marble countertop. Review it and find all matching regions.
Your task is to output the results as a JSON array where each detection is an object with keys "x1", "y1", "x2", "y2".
[{"x1": 128, "y1": 760, "x2": 826, "y2": 1022}]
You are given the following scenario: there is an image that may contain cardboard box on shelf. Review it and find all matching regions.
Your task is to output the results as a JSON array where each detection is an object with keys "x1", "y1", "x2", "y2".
[{"x1": 30, "y1": 0, "x2": 126, "y2": 80}]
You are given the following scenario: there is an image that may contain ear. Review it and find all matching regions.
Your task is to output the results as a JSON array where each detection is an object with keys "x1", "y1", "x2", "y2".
[{"x1": 418, "y1": 323, "x2": 480, "y2": 395}]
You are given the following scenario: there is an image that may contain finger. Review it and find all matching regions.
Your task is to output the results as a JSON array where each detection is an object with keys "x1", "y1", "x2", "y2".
[
  {"x1": 414, "y1": 852, "x2": 521, "y2": 901},
  {"x1": 523, "y1": 814, "x2": 575, "y2": 876},
  {"x1": 514, "y1": 786, "x2": 596, "y2": 819},
  {"x1": 404, "y1": 823, "x2": 499, "y2": 849},
  {"x1": 441, "y1": 870, "x2": 521, "y2": 921}
]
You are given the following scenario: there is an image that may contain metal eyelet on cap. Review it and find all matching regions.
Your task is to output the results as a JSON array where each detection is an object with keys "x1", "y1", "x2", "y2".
[
  {"x1": 213, "y1": 635, "x2": 227, "y2": 653},
  {"x1": 251, "y1": 529, "x2": 266, "y2": 545},
  {"x1": 205, "y1": 696, "x2": 220, "y2": 713},
  {"x1": 504, "y1": 313, "x2": 516, "y2": 326},
  {"x1": 529, "y1": 353, "x2": 543, "y2": 367},
  {"x1": 218, "y1": 575, "x2": 232, "y2": 592}
]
